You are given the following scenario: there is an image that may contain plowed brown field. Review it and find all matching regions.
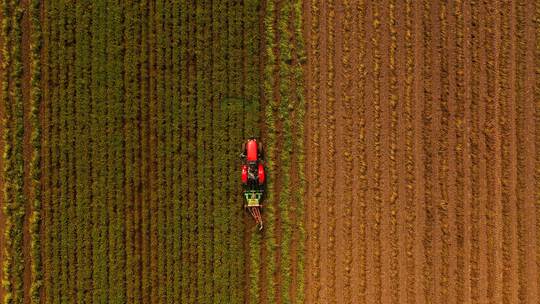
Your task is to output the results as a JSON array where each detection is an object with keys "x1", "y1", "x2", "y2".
[{"x1": 305, "y1": 1, "x2": 540, "y2": 303}]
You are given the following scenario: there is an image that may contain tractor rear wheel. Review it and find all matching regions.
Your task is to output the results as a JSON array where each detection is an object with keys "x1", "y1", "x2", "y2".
[{"x1": 258, "y1": 163, "x2": 265, "y2": 184}]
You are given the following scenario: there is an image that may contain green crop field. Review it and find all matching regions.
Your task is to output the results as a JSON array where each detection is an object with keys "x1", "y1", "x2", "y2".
[{"x1": 0, "y1": 1, "x2": 305, "y2": 303}]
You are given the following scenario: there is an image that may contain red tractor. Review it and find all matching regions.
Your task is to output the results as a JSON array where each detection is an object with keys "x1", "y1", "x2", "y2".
[{"x1": 241, "y1": 138, "x2": 265, "y2": 230}]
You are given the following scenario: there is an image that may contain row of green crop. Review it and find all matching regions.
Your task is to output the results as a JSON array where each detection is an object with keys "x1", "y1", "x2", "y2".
[
  {"x1": 41, "y1": 1, "x2": 53, "y2": 300},
  {"x1": 73, "y1": 1, "x2": 92, "y2": 303},
  {"x1": 203, "y1": 0, "x2": 214, "y2": 300},
  {"x1": 110, "y1": 0, "x2": 125, "y2": 301},
  {"x1": 59, "y1": 1, "x2": 74, "y2": 301},
  {"x1": 124, "y1": 1, "x2": 143, "y2": 302},
  {"x1": 277, "y1": 0, "x2": 294, "y2": 302},
  {"x1": 161, "y1": 0, "x2": 175, "y2": 302},
  {"x1": 186, "y1": 1, "x2": 198, "y2": 302},
  {"x1": 0, "y1": 0, "x2": 44, "y2": 303},
  {"x1": 1, "y1": 0, "x2": 16, "y2": 303},
  {"x1": 231, "y1": 0, "x2": 246, "y2": 302},
  {"x1": 259, "y1": 0, "x2": 306, "y2": 303},
  {"x1": 28, "y1": 0, "x2": 42, "y2": 302},
  {"x1": 179, "y1": 0, "x2": 190, "y2": 302},
  {"x1": 195, "y1": 0, "x2": 211, "y2": 302},
  {"x1": 138, "y1": 0, "x2": 150, "y2": 302},
  {"x1": 48, "y1": 1, "x2": 77, "y2": 302},
  {"x1": 292, "y1": 2, "x2": 306, "y2": 303},
  {"x1": 169, "y1": 1, "x2": 183, "y2": 301},
  {"x1": 147, "y1": 0, "x2": 158, "y2": 300},
  {"x1": 263, "y1": 0, "x2": 278, "y2": 302}
]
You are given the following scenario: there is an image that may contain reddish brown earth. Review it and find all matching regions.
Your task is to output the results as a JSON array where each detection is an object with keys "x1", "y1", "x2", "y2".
[
  {"x1": 304, "y1": 1, "x2": 540, "y2": 303},
  {"x1": 20, "y1": 0, "x2": 35, "y2": 302}
]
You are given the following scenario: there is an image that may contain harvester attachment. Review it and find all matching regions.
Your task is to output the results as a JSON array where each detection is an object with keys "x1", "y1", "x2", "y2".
[{"x1": 244, "y1": 190, "x2": 263, "y2": 230}]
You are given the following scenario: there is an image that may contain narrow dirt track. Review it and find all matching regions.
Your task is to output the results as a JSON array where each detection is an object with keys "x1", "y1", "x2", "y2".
[
  {"x1": 21, "y1": 0, "x2": 35, "y2": 302},
  {"x1": 305, "y1": 1, "x2": 540, "y2": 303}
]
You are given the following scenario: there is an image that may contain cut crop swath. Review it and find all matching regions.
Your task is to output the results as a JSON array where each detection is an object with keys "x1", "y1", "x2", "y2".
[
  {"x1": 263, "y1": 0, "x2": 277, "y2": 301},
  {"x1": 277, "y1": 0, "x2": 294, "y2": 302}
]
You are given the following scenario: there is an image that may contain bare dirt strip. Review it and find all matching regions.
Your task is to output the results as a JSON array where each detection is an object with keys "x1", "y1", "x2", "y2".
[
  {"x1": 21, "y1": 0, "x2": 35, "y2": 302},
  {"x1": 304, "y1": 1, "x2": 540, "y2": 303}
]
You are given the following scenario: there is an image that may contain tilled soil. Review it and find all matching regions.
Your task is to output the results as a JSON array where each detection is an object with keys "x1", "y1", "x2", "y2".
[{"x1": 305, "y1": 1, "x2": 540, "y2": 303}]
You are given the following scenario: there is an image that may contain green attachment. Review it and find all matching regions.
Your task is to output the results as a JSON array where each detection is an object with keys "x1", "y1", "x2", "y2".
[{"x1": 244, "y1": 190, "x2": 263, "y2": 207}]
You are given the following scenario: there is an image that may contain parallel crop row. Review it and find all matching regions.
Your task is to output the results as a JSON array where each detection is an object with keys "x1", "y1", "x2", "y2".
[
  {"x1": 263, "y1": 0, "x2": 278, "y2": 302},
  {"x1": 1, "y1": 0, "x2": 15, "y2": 302},
  {"x1": 5, "y1": 0, "x2": 25, "y2": 302},
  {"x1": 388, "y1": 1, "x2": 400, "y2": 302},
  {"x1": 195, "y1": 0, "x2": 214, "y2": 302},
  {"x1": 168, "y1": 1, "x2": 182, "y2": 301},
  {"x1": 277, "y1": 0, "x2": 293, "y2": 302},
  {"x1": 261, "y1": 0, "x2": 306, "y2": 302},
  {"x1": 156, "y1": 0, "x2": 168, "y2": 301},
  {"x1": 356, "y1": 1, "x2": 367, "y2": 301},
  {"x1": 437, "y1": 1, "x2": 450, "y2": 300},
  {"x1": 371, "y1": 2, "x2": 383, "y2": 302},
  {"x1": 123, "y1": 1, "x2": 143, "y2": 302},
  {"x1": 307, "y1": 0, "x2": 322, "y2": 302},
  {"x1": 291, "y1": 1, "x2": 306, "y2": 303},
  {"x1": 326, "y1": 1, "x2": 337, "y2": 302},
  {"x1": 73, "y1": 1, "x2": 92, "y2": 303},
  {"x1": 469, "y1": 2, "x2": 482, "y2": 301},
  {"x1": 404, "y1": 0, "x2": 416, "y2": 302},
  {"x1": 210, "y1": 1, "x2": 227, "y2": 302},
  {"x1": 29, "y1": 0, "x2": 42, "y2": 302},
  {"x1": 137, "y1": 1, "x2": 150, "y2": 301},
  {"x1": 421, "y1": 1, "x2": 435, "y2": 302},
  {"x1": 340, "y1": 1, "x2": 354, "y2": 303},
  {"x1": 179, "y1": 1, "x2": 189, "y2": 302},
  {"x1": 483, "y1": 1, "x2": 501, "y2": 300},
  {"x1": 452, "y1": 1, "x2": 466, "y2": 302}
]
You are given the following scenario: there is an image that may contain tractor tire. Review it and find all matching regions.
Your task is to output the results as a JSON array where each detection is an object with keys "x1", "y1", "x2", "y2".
[{"x1": 258, "y1": 163, "x2": 265, "y2": 185}]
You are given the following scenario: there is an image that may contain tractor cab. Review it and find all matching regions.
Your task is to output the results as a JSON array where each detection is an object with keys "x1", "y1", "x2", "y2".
[{"x1": 241, "y1": 138, "x2": 265, "y2": 186}]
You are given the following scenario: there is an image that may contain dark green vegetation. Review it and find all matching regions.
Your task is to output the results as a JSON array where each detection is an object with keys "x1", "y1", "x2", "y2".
[{"x1": 0, "y1": 1, "x2": 305, "y2": 303}]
